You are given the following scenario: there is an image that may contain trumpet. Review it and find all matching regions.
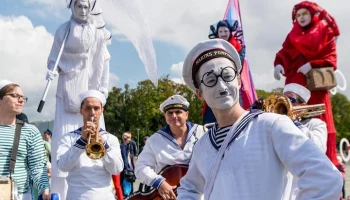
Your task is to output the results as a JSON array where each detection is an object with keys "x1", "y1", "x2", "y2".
[
  {"x1": 262, "y1": 94, "x2": 325, "y2": 120},
  {"x1": 85, "y1": 117, "x2": 106, "y2": 159}
]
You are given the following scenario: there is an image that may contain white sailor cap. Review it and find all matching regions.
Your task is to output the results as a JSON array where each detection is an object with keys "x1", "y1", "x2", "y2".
[
  {"x1": 182, "y1": 39, "x2": 242, "y2": 92},
  {"x1": 283, "y1": 83, "x2": 311, "y2": 103},
  {"x1": 159, "y1": 95, "x2": 190, "y2": 113},
  {"x1": 0, "y1": 80, "x2": 14, "y2": 91},
  {"x1": 79, "y1": 90, "x2": 106, "y2": 106}
]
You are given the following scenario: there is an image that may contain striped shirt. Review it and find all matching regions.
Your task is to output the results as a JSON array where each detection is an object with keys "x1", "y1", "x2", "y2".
[
  {"x1": 0, "y1": 124, "x2": 50, "y2": 194},
  {"x1": 208, "y1": 124, "x2": 232, "y2": 150}
]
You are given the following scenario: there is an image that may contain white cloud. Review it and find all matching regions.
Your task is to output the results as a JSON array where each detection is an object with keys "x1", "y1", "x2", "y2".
[
  {"x1": 25, "y1": 0, "x2": 350, "y2": 98},
  {"x1": 171, "y1": 77, "x2": 185, "y2": 85},
  {"x1": 0, "y1": 16, "x2": 121, "y2": 122},
  {"x1": 108, "y1": 73, "x2": 120, "y2": 90},
  {"x1": 149, "y1": 0, "x2": 349, "y2": 97},
  {"x1": 0, "y1": 15, "x2": 55, "y2": 121},
  {"x1": 170, "y1": 62, "x2": 184, "y2": 76}
]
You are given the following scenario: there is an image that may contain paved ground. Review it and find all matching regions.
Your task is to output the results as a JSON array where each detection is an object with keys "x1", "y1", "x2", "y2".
[{"x1": 344, "y1": 163, "x2": 350, "y2": 198}]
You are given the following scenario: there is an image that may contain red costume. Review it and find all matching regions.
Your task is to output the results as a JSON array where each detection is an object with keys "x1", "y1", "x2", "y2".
[
  {"x1": 112, "y1": 174, "x2": 124, "y2": 199},
  {"x1": 274, "y1": 1, "x2": 340, "y2": 165}
]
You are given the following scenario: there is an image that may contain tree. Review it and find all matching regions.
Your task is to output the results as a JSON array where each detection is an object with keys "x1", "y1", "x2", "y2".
[
  {"x1": 331, "y1": 93, "x2": 350, "y2": 141},
  {"x1": 103, "y1": 78, "x2": 350, "y2": 147}
]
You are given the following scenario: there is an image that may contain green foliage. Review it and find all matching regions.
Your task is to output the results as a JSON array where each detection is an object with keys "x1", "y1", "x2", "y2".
[
  {"x1": 103, "y1": 75, "x2": 203, "y2": 147},
  {"x1": 331, "y1": 93, "x2": 350, "y2": 142},
  {"x1": 104, "y1": 76, "x2": 350, "y2": 147},
  {"x1": 256, "y1": 89, "x2": 274, "y2": 99}
]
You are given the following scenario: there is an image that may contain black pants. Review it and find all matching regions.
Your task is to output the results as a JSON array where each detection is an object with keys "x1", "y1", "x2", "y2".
[{"x1": 342, "y1": 180, "x2": 346, "y2": 198}]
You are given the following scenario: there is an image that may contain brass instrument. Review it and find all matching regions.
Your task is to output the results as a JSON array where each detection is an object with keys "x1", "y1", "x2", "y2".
[
  {"x1": 262, "y1": 94, "x2": 325, "y2": 120},
  {"x1": 85, "y1": 117, "x2": 106, "y2": 159}
]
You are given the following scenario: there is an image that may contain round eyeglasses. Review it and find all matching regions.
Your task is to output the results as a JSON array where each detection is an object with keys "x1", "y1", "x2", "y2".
[
  {"x1": 200, "y1": 67, "x2": 237, "y2": 87},
  {"x1": 5, "y1": 93, "x2": 28, "y2": 103}
]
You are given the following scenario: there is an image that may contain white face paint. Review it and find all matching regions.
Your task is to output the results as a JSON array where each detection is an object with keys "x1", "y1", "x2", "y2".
[
  {"x1": 73, "y1": 0, "x2": 90, "y2": 23},
  {"x1": 217, "y1": 26, "x2": 230, "y2": 41},
  {"x1": 296, "y1": 8, "x2": 311, "y2": 27},
  {"x1": 197, "y1": 58, "x2": 240, "y2": 110}
]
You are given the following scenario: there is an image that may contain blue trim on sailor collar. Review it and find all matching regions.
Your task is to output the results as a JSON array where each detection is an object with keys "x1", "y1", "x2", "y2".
[
  {"x1": 72, "y1": 127, "x2": 107, "y2": 135},
  {"x1": 157, "y1": 122, "x2": 198, "y2": 145},
  {"x1": 208, "y1": 109, "x2": 263, "y2": 151}
]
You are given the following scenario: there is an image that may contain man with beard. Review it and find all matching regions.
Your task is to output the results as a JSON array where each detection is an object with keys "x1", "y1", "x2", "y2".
[{"x1": 177, "y1": 39, "x2": 342, "y2": 200}]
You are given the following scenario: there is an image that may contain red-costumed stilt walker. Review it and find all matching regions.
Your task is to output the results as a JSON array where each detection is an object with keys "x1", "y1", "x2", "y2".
[{"x1": 274, "y1": 1, "x2": 340, "y2": 165}]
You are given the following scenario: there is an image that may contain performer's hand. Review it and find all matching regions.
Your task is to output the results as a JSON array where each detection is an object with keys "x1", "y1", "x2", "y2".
[
  {"x1": 297, "y1": 63, "x2": 312, "y2": 75},
  {"x1": 81, "y1": 121, "x2": 97, "y2": 141},
  {"x1": 41, "y1": 189, "x2": 51, "y2": 200},
  {"x1": 45, "y1": 70, "x2": 58, "y2": 81},
  {"x1": 250, "y1": 98, "x2": 264, "y2": 110},
  {"x1": 158, "y1": 181, "x2": 177, "y2": 200},
  {"x1": 274, "y1": 65, "x2": 284, "y2": 80}
]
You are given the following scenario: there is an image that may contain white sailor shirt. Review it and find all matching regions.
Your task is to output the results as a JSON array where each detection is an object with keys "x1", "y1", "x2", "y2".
[
  {"x1": 135, "y1": 122, "x2": 205, "y2": 189},
  {"x1": 57, "y1": 128, "x2": 123, "y2": 200}
]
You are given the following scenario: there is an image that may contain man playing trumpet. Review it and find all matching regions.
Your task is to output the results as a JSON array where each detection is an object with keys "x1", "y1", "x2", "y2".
[
  {"x1": 57, "y1": 90, "x2": 123, "y2": 200},
  {"x1": 282, "y1": 83, "x2": 328, "y2": 200}
]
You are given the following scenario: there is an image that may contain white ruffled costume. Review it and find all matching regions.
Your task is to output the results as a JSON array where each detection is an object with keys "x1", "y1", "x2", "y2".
[{"x1": 48, "y1": 0, "x2": 111, "y2": 199}]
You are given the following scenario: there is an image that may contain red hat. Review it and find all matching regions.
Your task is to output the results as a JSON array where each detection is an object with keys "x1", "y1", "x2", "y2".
[
  {"x1": 292, "y1": 1, "x2": 340, "y2": 36},
  {"x1": 292, "y1": 1, "x2": 319, "y2": 22}
]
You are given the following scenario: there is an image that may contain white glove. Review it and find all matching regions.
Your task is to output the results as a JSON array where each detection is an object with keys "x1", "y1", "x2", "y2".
[
  {"x1": 297, "y1": 63, "x2": 312, "y2": 75},
  {"x1": 100, "y1": 87, "x2": 109, "y2": 99},
  {"x1": 274, "y1": 65, "x2": 285, "y2": 80},
  {"x1": 45, "y1": 70, "x2": 58, "y2": 81}
]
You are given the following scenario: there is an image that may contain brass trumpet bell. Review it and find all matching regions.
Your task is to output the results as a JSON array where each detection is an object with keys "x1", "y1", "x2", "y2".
[
  {"x1": 262, "y1": 94, "x2": 325, "y2": 120},
  {"x1": 85, "y1": 117, "x2": 106, "y2": 160}
]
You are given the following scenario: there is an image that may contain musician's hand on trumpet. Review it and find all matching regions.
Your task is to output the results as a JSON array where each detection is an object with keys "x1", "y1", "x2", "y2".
[
  {"x1": 158, "y1": 181, "x2": 177, "y2": 200},
  {"x1": 81, "y1": 118, "x2": 97, "y2": 141}
]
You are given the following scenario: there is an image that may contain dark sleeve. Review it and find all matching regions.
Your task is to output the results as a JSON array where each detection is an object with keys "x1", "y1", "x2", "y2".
[
  {"x1": 132, "y1": 140, "x2": 138, "y2": 156},
  {"x1": 120, "y1": 144, "x2": 129, "y2": 169}
]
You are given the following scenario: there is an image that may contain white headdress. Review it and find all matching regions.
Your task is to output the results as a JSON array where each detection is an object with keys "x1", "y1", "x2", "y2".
[{"x1": 283, "y1": 83, "x2": 311, "y2": 103}]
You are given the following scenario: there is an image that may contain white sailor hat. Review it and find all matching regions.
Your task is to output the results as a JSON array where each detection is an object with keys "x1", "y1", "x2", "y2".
[
  {"x1": 79, "y1": 90, "x2": 106, "y2": 106},
  {"x1": 182, "y1": 39, "x2": 242, "y2": 93},
  {"x1": 0, "y1": 80, "x2": 14, "y2": 91},
  {"x1": 159, "y1": 95, "x2": 190, "y2": 113},
  {"x1": 283, "y1": 83, "x2": 311, "y2": 103}
]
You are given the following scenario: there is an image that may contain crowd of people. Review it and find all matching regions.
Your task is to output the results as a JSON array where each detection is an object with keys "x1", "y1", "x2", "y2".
[{"x1": 0, "y1": 0, "x2": 348, "y2": 200}]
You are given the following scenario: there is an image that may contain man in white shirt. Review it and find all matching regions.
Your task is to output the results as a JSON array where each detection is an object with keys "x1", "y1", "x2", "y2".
[
  {"x1": 282, "y1": 83, "x2": 328, "y2": 199},
  {"x1": 135, "y1": 95, "x2": 205, "y2": 200},
  {"x1": 178, "y1": 39, "x2": 342, "y2": 200},
  {"x1": 57, "y1": 90, "x2": 123, "y2": 200}
]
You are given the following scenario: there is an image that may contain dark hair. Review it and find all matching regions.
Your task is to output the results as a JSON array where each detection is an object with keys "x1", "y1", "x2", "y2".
[
  {"x1": 216, "y1": 20, "x2": 232, "y2": 38},
  {"x1": 45, "y1": 129, "x2": 53, "y2": 136},
  {"x1": 0, "y1": 83, "x2": 19, "y2": 100}
]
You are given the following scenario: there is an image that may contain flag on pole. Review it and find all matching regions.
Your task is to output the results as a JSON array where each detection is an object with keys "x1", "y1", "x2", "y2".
[
  {"x1": 224, "y1": 0, "x2": 258, "y2": 109},
  {"x1": 202, "y1": 0, "x2": 257, "y2": 125}
]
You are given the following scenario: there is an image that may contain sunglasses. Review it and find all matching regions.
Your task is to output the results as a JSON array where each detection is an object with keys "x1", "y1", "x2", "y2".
[
  {"x1": 288, "y1": 97, "x2": 301, "y2": 104},
  {"x1": 296, "y1": 11, "x2": 310, "y2": 18}
]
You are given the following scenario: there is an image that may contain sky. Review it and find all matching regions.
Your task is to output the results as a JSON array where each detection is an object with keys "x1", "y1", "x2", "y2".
[{"x1": 0, "y1": 0, "x2": 349, "y2": 122}]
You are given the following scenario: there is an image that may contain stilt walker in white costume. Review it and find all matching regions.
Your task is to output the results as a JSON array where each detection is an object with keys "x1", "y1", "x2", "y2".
[{"x1": 45, "y1": 0, "x2": 111, "y2": 199}]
